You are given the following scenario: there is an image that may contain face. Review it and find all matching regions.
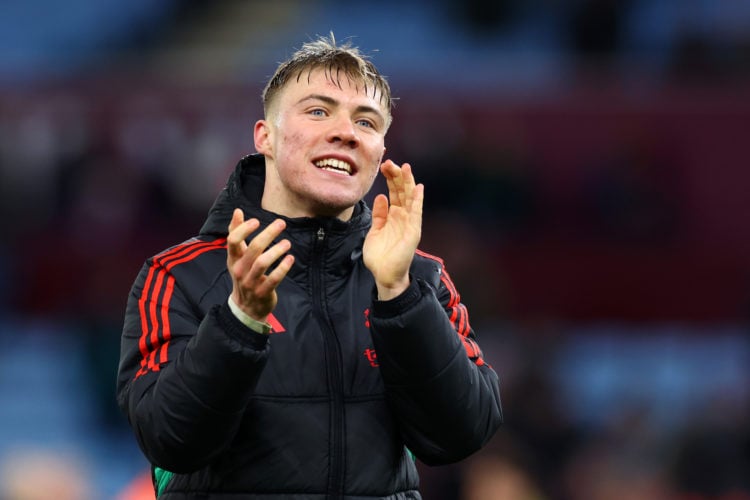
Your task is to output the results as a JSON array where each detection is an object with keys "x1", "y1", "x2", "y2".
[{"x1": 254, "y1": 67, "x2": 389, "y2": 220}]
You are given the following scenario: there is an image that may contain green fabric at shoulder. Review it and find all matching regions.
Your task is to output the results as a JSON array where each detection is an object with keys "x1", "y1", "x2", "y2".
[{"x1": 154, "y1": 467, "x2": 174, "y2": 498}]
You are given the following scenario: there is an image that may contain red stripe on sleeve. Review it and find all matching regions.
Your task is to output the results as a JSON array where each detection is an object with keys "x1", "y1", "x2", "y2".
[
  {"x1": 162, "y1": 241, "x2": 226, "y2": 271},
  {"x1": 137, "y1": 240, "x2": 205, "y2": 358},
  {"x1": 148, "y1": 350, "x2": 159, "y2": 372},
  {"x1": 456, "y1": 304, "x2": 467, "y2": 337},
  {"x1": 448, "y1": 300, "x2": 459, "y2": 325},
  {"x1": 133, "y1": 238, "x2": 227, "y2": 379},
  {"x1": 416, "y1": 250, "x2": 468, "y2": 334},
  {"x1": 158, "y1": 343, "x2": 169, "y2": 370},
  {"x1": 440, "y1": 273, "x2": 466, "y2": 334},
  {"x1": 415, "y1": 249, "x2": 484, "y2": 365},
  {"x1": 458, "y1": 304, "x2": 470, "y2": 337},
  {"x1": 155, "y1": 275, "x2": 176, "y2": 368},
  {"x1": 148, "y1": 270, "x2": 167, "y2": 358},
  {"x1": 138, "y1": 266, "x2": 158, "y2": 361},
  {"x1": 461, "y1": 337, "x2": 486, "y2": 367}
]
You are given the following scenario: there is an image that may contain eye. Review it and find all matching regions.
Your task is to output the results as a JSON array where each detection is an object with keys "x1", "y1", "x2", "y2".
[
  {"x1": 309, "y1": 108, "x2": 327, "y2": 117},
  {"x1": 356, "y1": 118, "x2": 375, "y2": 129}
]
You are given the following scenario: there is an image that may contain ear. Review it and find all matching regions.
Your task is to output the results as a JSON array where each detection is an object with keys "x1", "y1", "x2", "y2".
[
  {"x1": 373, "y1": 146, "x2": 387, "y2": 181},
  {"x1": 377, "y1": 146, "x2": 386, "y2": 167},
  {"x1": 254, "y1": 119, "x2": 273, "y2": 157}
]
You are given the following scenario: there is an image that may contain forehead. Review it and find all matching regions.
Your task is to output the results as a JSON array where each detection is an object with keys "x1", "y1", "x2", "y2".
[{"x1": 276, "y1": 67, "x2": 389, "y2": 113}]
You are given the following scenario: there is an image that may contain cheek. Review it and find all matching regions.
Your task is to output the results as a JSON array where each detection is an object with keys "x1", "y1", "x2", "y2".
[
  {"x1": 370, "y1": 162, "x2": 380, "y2": 182},
  {"x1": 278, "y1": 128, "x2": 308, "y2": 152},
  {"x1": 371, "y1": 147, "x2": 385, "y2": 176},
  {"x1": 361, "y1": 161, "x2": 380, "y2": 188}
]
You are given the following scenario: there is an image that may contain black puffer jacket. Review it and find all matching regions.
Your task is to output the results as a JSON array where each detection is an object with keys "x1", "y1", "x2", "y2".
[{"x1": 117, "y1": 154, "x2": 503, "y2": 499}]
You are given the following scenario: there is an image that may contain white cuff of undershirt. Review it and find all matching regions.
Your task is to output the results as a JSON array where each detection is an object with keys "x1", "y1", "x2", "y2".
[{"x1": 227, "y1": 296, "x2": 272, "y2": 335}]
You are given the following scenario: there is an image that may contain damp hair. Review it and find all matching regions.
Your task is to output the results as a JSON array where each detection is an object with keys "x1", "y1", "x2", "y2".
[{"x1": 261, "y1": 33, "x2": 394, "y2": 120}]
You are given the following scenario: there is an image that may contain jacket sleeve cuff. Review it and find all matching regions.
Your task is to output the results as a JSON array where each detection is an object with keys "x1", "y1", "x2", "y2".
[
  {"x1": 227, "y1": 296, "x2": 272, "y2": 334},
  {"x1": 371, "y1": 277, "x2": 421, "y2": 318},
  {"x1": 216, "y1": 302, "x2": 270, "y2": 351}
]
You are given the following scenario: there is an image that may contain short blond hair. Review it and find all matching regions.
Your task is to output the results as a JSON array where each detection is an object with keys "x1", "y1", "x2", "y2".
[{"x1": 262, "y1": 33, "x2": 393, "y2": 119}]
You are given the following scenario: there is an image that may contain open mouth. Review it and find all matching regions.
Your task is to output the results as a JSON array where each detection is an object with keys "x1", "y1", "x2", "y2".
[{"x1": 314, "y1": 158, "x2": 353, "y2": 176}]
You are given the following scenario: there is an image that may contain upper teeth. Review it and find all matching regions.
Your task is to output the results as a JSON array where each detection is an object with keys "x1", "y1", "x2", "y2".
[{"x1": 315, "y1": 158, "x2": 352, "y2": 174}]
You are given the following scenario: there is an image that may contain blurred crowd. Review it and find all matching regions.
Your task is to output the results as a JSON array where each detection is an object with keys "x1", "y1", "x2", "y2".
[
  {"x1": 419, "y1": 325, "x2": 750, "y2": 500},
  {"x1": 1, "y1": 0, "x2": 749, "y2": 498}
]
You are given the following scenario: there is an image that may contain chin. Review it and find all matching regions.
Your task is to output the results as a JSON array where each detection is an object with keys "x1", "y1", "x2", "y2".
[{"x1": 312, "y1": 197, "x2": 359, "y2": 218}]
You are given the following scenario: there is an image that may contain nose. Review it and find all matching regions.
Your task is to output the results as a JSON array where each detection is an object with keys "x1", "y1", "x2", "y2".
[{"x1": 327, "y1": 115, "x2": 359, "y2": 148}]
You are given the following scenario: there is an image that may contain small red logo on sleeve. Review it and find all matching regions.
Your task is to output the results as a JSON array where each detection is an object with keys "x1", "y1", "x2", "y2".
[{"x1": 364, "y1": 308, "x2": 370, "y2": 328}]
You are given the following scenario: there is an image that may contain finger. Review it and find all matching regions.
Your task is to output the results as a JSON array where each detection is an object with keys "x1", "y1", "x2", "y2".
[
  {"x1": 400, "y1": 163, "x2": 415, "y2": 187},
  {"x1": 380, "y1": 158, "x2": 396, "y2": 174},
  {"x1": 370, "y1": 193, "x2": 389, "y2": 230},
  {"x1": 411, "y1": 183, "x2": 425, "y2": 224},
  {"x1": 243, "y1": 238, "x2": 292, "y2": 283},
  {"x1": 400, "y1": 163, "x2": 415, "y2": 207},
  {"x1": 227, "y1": 214, "x2": 260, "y2": 261},
  {"x1": 381, "y1": 160, "x2": 406, "y2": 207},
  {"x1": 391, "y1": 163, "x2": 406, "y2": 207},
  {"x1": 228, "y1": 219, "x2": 260, "y2": 251},
  {"x1": 241, "y1": 219, "x2": 287, "y2": 262},
  {"x1": 228, "y1": 208, "x2": 244, "y2": 233},
  {"x1": 255, "y1": 254, "x2": 295, "y2": 296}
]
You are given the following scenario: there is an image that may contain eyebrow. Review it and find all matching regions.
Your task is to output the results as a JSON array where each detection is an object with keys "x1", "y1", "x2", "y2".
[{"x1": 297, "y1": 94, "x2": 386, "y2": 124}]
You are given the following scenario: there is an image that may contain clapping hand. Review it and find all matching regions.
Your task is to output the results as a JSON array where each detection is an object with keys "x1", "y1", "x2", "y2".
[
  {"x1": 363, "y1": 160, "x2": 424, "y2": 300},
  {"x1": 227, "y1": 209, "x2": 295, "y2": 322}
]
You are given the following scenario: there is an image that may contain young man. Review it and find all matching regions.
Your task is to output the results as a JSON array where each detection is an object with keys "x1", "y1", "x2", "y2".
[{"x1": 117, "y1": 35, "x2": 503, "y2": 499}]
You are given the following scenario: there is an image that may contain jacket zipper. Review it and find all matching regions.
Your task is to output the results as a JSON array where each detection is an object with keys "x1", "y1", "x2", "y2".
[{"x1": 312, "y1": 226, "x2": 346, "y2": 498}]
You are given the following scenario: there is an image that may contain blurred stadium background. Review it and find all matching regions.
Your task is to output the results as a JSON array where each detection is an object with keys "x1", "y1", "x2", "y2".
[{"x1": 0, "y1": 0, "x2": 749, "y2": 498}]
